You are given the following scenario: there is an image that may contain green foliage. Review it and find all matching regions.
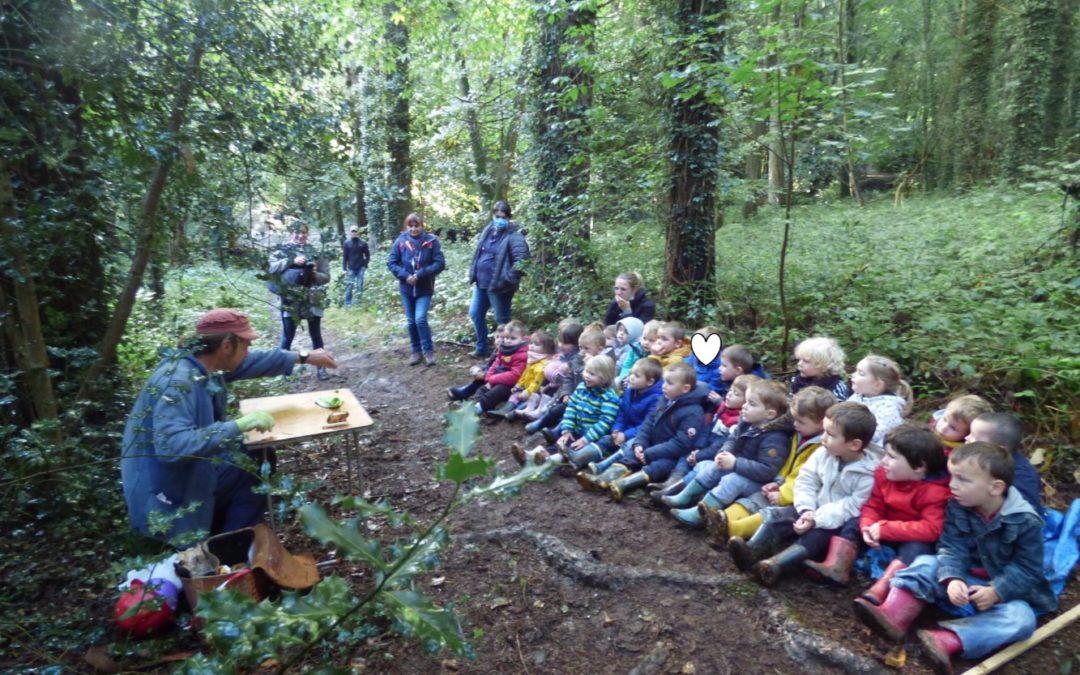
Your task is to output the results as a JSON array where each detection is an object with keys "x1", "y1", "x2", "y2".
[{"x1": 187, "y1": 404, "x2": 550, "y2": 671}]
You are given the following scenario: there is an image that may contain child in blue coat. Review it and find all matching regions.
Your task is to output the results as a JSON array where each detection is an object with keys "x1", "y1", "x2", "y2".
[{"x1": 565, "y1": 358, "x2": 663, "y2": 469}]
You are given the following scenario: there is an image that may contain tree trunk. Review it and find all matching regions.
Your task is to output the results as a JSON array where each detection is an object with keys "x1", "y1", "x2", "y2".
[
  {"x1": 664, "y1": 0, "x2": 726, "y2": 319},
  {"x1": 0, "y1": 160, "x2": 61, "y2": 436},
  {"x1": 838, "y1": 0, "x2": 863, "y2": 205},
  {"x1": 531, "y1": 0, "x2": 596, "y2": 295},
  {"x1": 384, "y1": 2, "x2": 411, "y2": 228},
  {"x1": 743, "y1": 119, "x2": 767, "y2": 218},
  {"x1": 81, "y1": 18, "x2": 207, "y2": 391},
  {"x1": 345, "y1": 66, "x2": 369, "y2": 236},
  {"x1": 1005, "y1": 0, "x2": 1058, "y2": 179},
  {"x1": 1043, "y1": 0, "x2": 1080, "y2": 150},
  {"x1": 458, "y1": 50, "x2": 495, "y2": 207},
  {"x1": 953, "y1": 0, "x2": 998, "y2": 185}
]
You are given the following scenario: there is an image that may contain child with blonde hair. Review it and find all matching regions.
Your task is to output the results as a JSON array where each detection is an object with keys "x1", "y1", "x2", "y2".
[
  {"x1": 514, "y1": 355, "x2": 620, "y2": 466},
  {"x1": 931, "y1": 393, "x2": 992, "y2": 450},
  {"x1": 849, "y1": 354, "x2": 913, "y2": 448},
  {"x1": 491, "y1": 330, "x2": 556, "y2": 418},
  {"x1": 792, "y1": 336, "x2": 849, "y2": 401}
]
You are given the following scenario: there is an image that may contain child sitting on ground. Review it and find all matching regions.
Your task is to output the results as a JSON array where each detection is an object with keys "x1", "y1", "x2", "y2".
[
  {"x1": 528, "y1": 322, "x2": 608, "y2": 439},
  {"x1": 728, "y1": 401, "x2": 882, "y2": 587},
  {"x1": 701, "y1": 386, "x2": 835, "y2": 547},
  {"x1": 612, "y1": 317, "x2": 646, "y2": 382},
  {"x1": 577, "y1": 362, "x2": 709, "y2": 501},
  {"x1": 932, "y1": 393, "x2": 992, "y2": 451},
  {"x1": 685, "y1": 325, "x2": 724, "y2": 396},
  {"x1": 647, "y1": 321, "x2": 692, "y2": 368},
  {"x1": 664, "y1": 380, "x2": 793, "y2": 528},
  {"x1": 803, "y1": 422, "x2": 949, "y2": 589},
  {"x1": 848, "y1": 353, "x2": 912, "y2": 448},
  {"x1": 966, "y1": 412, "x2": 1042, "y2": 510},
  {"x1": 513, "y1": 355, "x2": 620, "y2": 466},
  {"x1": 522, "y1": 321, "x2": 584, "y2": 431},
  {"x1": 652, "y1": 373, "x2": 760, "y2": 496},
  {"x1": 448, "y1": 320, "x2": 529, "y2": 413},
  {"x1": 492, "y1": 330, "x2": 556, "y2": 418},
  {"x1": 564, "y1": 358, "x2": 663, "y2": 469},
  {"x1": 707, "y1": 344, "x2": 770, "y2": 406},
  {"x1": 791, "y1": 336, "x2": 850, "y2": 401},
  {"x1": 620, "y1": 319, "x2": 663, "y2": 384},
  {"x1": 854, "y1": 442, "x2": 1055, "y2": 673}
]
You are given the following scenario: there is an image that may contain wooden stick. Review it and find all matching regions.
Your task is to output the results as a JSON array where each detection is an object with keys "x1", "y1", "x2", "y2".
[{"x1": 960, "y1": 602, "x2": 1080, "y2": 675}]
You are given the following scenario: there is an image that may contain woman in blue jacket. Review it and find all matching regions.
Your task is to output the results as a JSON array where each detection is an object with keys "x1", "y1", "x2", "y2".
[
  {"x1": 387, "y1": 213, "x2": 446, "y2": 366},
  {"x1": 467, "y1": 200, "x2": 531, "y2": 357}
]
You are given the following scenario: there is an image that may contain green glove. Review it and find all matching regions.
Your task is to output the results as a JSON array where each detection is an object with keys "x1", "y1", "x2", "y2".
[{"x1": 236, "y1": 411, "x2": 275, "y2": 433}]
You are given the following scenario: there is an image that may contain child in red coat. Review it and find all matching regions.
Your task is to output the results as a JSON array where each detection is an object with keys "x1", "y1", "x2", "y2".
[
  {"x1": 448, "y1": 320, "x2": 529, "y2": 412},
  {"x1": 804, "y1": 422, "x2": 950, "y2": 593}
]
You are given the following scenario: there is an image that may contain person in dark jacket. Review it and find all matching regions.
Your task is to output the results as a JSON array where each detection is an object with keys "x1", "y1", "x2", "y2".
[
  {"x1": 467, "y1": 200, "x2": 530, "y2": 357},
  {"x1": 602, "y1": 271, "x2": 656, "y2": 327},
  {"x1": 387, "y1": 213, "x2": 445, "y2": 366},
  {"x1": 342, "y1": 225, "x2": 370, "y2": 308}
]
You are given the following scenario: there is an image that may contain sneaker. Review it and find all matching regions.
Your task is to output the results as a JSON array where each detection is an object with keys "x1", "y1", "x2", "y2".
[
  {"x1": 316, "y1": 367, "x2": 330, "y2": 381},
  {"x1": 424, "y1": 352, "x2": 436, "y2": 367},
  {"x1": 470, "y1": 350, "x2": 490, "y2": 359},
  {"x1": 447, "y1": 387, "x2": 463, "y2": 401},
  {"x1": 409, "y1": 353, "x2": 422, "y2": 366}
]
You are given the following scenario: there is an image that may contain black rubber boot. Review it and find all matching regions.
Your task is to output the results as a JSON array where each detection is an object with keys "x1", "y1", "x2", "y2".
[
  {"x1": 728, "y1": 517, "x2": 781, "y2": 572},
  {"x1": 753, "y1": 544, "x2": 809, "y2": 587},
  {"x1": 610, "y1": 471, "x2": 650, "y2": 502},
  {"x1": 649, "y1": 478, "x2": 686, "y2": 506}
]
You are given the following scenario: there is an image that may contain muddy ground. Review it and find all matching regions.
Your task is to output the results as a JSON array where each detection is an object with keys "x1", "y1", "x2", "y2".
[{"x1": 273, "y1": 330, "x2": 1080, "y2": 675}]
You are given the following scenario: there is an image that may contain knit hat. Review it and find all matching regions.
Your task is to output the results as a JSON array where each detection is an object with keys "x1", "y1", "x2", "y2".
[{"x1": 196, "y1": 309, "x2": 259, "y2": 340}]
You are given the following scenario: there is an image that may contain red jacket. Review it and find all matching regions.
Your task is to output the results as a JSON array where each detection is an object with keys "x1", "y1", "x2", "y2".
[
  {"x1": 859, "y1": 466, "x2": 951, "y2": 543},
  {"x1": 485, "y1": 342, "x2": 529, "y2": 387}
]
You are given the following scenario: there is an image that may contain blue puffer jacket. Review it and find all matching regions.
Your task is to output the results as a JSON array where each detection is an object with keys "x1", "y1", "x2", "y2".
[
  {"x1": 633, "y1": 382, "x2": 711, "y2": 463},
  {"x1": 387, "y1": 231, "x2": 446, "y2": 297},
  {"x1": 612, "y1": 380, "x2": 663, "y2": 440},
  {"x1": 685, "y1": 353, "x2": 723, "y2": 395}
]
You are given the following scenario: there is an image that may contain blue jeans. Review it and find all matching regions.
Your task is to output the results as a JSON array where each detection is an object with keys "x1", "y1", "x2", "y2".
[
  {"x1": 343, "y1": 267, "x2": 366, "y2": 306},
  {"x1": 892, "y1": 554, "x2": 1038, "y2": 659},
  {"x1": 469, "y1": 286, "x2": 514, "y2": 354},
  {"x1": 400, "y1": 291, "x2": 433, "y2": 354},
  {"x1": 280, "y1": 314, "x2": 323, "y2": 351}
]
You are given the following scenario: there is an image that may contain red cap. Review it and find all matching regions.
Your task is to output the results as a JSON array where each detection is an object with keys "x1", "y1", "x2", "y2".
[{"x1": 196, "y1": 309, "x2": 258, "y2": 340}]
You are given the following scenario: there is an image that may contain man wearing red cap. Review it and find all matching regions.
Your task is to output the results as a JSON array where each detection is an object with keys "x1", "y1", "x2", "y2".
[{"x1": 120, "y1": 308, "x2": 336, "y2": 543}]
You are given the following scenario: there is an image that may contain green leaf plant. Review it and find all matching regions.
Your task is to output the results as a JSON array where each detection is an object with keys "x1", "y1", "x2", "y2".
[{"x1": 185, "y1": 404, "x2": 550, "y2": 673}]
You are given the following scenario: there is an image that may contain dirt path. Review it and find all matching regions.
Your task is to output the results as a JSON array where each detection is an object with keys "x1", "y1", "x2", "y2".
[{"x1": 278, "y1": 325, "x2": 1078, "y2": 674}]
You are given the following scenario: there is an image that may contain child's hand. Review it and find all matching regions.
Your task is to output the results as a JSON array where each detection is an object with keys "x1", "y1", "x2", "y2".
[
  {"x1": 570, "y1": 437, "x2": 588, "y2": 450},
  {"x1": 716, "y1": 451, "x2": 736, "y2": 470},
  {"x1": 793, "y1": 511, "x2": 815, "y2": 534},
  {"x1": 707, "y1": 391, "x2": 720, "y2": 403},
  {"x1": 765, "y1": 491, "x2": 781, "y2": 506},
  {"x1": 968, "y1": 585, "x2": 1001, "y2": 611},
  {"x1": 862, "y1": 523, "x2": 881, "y2": 548},
  {"x1": 634, "y1": 446, "x2": 646, "y2": 463},
  {"x1": 561, "y1": 395, "x2": 570, "y2": 404},
  {"x1": 761, "y1": 482, "x2": 779, "y2": 493},
  {"x1": 946, "y1": 579, "x2": 970, "y2": 607},
  {"x1": 474, "y1": 371, "x2": 486, "y2": 381},
  {"x1": 558, "y1": 432, "x2": 573, "y2": 446},
  {"x1": 687, "y1": 449, "x2": 698, "y2": 466},
  {"x1": 612, "y1": 431, "x2": 626, "y2": 446}
]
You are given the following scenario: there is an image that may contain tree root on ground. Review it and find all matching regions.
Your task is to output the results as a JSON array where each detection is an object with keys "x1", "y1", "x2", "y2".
[{"x1": 459, "y1": 526, "x2": 884, "y2": 674}]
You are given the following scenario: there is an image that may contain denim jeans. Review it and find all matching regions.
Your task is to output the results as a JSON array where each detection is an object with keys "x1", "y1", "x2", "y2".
[
  {"x1": 280, "y1": 314, "x2": 323, "y2": 351},
  {"x1": 343, "y1": 267, "x2": 366, "y2": 306},
  {"x1": 400, "y1": 291, "x2": 433, "y2": 354},
  {"x1": 892, "y1": 554, "x2": 1038, "y2": 659},
  {"x1": 469, "y1": 286, "x2": 514, "y2": 354},
  {"x1": 699, "y1": 471, "x2": 762, "y2": 508}
]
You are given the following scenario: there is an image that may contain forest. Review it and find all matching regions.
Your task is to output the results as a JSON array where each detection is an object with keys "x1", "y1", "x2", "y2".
[{"x1": 2, "y1": 0, "x2": 1079, "y2": 672}]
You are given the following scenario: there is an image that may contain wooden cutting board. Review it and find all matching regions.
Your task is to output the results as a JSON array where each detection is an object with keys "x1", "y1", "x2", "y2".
[{"x1": 238, "y1": 388, "x2": 373, "y2": 447}]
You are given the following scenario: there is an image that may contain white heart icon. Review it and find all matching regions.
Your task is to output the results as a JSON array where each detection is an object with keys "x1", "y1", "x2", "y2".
[{"x1": 690, "y1": 333, "x2": 723, "y2": 366}]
